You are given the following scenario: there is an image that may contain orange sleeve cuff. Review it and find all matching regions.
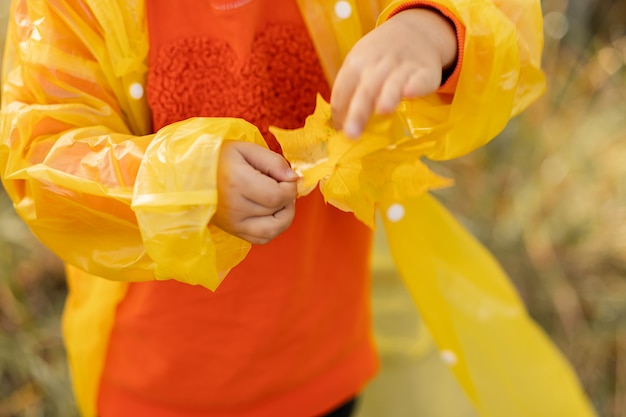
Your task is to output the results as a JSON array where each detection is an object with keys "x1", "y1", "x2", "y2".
[{"x1": 388, "y1": 1, "x2": 466, "y2": 95}]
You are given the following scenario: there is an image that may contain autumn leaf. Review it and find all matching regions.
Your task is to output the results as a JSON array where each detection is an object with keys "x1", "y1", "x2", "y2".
[{"x1": 272, "y1": 96, "x2": 452, "y2": 226}]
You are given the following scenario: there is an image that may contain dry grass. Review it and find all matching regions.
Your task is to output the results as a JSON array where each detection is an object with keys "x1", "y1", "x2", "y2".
[
  {"x1": 432, "y1": 1, "x2": 626, "y2": 413},
  {"x1": 0, "y1": 191, "x2": 75, "y2": 417},
  {"x1": 1, "y1": 0, "x2": 626, "y2": 416}
]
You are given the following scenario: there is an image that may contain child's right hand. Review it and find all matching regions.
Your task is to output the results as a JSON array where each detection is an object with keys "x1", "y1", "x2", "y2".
[{"x1": 211, "y1": 141, "x2": 299, "y2": 244}]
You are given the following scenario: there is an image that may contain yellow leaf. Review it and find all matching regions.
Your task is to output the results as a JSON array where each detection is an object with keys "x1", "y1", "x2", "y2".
[{"x1": 272, "y1": 96, "x2": 452, "y2": 226}]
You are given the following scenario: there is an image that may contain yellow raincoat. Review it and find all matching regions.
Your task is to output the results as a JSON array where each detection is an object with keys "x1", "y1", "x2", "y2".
[{"x1": 0, "y1": 0, "x2": 595, "y2": 416}]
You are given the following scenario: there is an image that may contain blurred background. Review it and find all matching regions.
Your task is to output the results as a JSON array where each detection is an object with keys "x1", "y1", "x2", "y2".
[{"x1": 1, "y1": 0, "x2": 626, "y2": 416}]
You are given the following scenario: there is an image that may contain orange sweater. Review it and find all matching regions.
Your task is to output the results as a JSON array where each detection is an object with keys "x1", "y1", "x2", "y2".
[{"x1": 97, "y1": 1, "x2": 376, "y2": 416}]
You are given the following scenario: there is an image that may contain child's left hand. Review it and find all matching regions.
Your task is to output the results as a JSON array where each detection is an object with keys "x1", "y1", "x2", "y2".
[{"x1": 330, "y1": 8, "x2": 458, "y2": 138}]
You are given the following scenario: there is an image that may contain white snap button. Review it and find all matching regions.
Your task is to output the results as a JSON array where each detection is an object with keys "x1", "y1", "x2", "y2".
[
  {"x1": 334, "y1": 1, "x2": 352, "y2": 19},
  {"x1": 386, "y1": 203, "x2": 405, "y2": 223},
  {"x1": 129, "y1": 83, "x2": 144, "y2": 100},
  {"x1": 440, "y1": 350, "x2": 458, "y2": 366}
]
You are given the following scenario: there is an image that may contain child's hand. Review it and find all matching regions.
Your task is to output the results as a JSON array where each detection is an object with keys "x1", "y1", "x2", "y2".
[
  {"x1": 331, "y1": 8, "x2": 458, "y2": 138},
  {"x1": 212, "y1": 141, "x2": 299, "y2": 244}
]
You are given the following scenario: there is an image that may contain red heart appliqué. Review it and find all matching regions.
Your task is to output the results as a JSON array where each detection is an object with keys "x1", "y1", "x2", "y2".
[{"x1": 147, "y1": 23, "x2": 331, "y2": 153}]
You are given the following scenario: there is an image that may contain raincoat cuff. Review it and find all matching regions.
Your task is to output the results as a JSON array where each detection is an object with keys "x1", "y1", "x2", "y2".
[
  {"x1": 130, "y1": 119, "x2": 228, "y2": 289},
  {"x1": 131, "y1": 117, "x2": 268, "y2": 290},
  {"x1": 383, "y1": 1, "x2": 466, "y2": 95}
]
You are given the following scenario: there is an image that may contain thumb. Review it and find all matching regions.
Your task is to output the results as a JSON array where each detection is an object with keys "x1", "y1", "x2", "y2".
[
  {"x1": 264, "y1": 159, "x2": 300, "y2": 183},
  {"x1": 239, "y1": 143, "x2": 300, "y2": 182}
]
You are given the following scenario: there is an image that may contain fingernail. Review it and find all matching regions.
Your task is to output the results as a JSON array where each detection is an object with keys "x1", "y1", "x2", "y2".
[
  {"x1": 344, "y1": 121, "x2": 362, "y2": 139},
  {"x1": 376, "y1": 101, "x2": 393, "y2": 114},
  {"x1": 285, "y1": 168, "x2": 299, "y2": 180}
]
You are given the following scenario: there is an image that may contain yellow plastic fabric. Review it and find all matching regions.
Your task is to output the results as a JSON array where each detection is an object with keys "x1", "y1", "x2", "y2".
[
  {"x1": 0, "y1": 0, "x2": 261, "y2": 289},
  {"x1": 61, "y1": 265, "x2": 128, "y2": 417},
  {"x1": 382, "y1": 194, "x2": 596, "y2": 416},
  {"x1": 272, "y1": 96, "x2": 453, "y2": 226},
  {"x1": 0, "y1": 0, "x2": 594, "y2": 416},
  {"x1": 273, "y1": 97, "x2": 596, "y2": 417},
  {"x1": 132, "y1": 118, "x2": 267, "y2": 289}
]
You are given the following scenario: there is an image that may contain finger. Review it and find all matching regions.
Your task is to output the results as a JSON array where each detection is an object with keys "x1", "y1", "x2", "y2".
[
  {"x1": 237, "y1": 142, "x2": 299, "y2": 182},
  {"x1": 212, "y1": 195, "x2": 294, "y2": 240},
  {"x1": 375, "y1": 64, "x2": 417, "y2": 114},
  {"x1": 238, "y1": 169, "x2": 297, "y2": 210},
  {"x1": 213, "y1": 191, "x2": 265, "y2": 226},
  {"x1": 330, "y1": 55, "x2": 360, "y2": 132},
  {"x1": 343, "y1": 62, "x2": 392, "y2": 138},
  {"x1": 402, "y1": 67, "x2": 442, "y2": 98},
  {"x1": 238, "y1": 201, "x2": 296, "y2": 244},
  {"x1": 223, "y1": 193, "x2": 282, "y2": 218},
  {"x1": 271, "y1": 199, "x2": 296, "y2": 224}
]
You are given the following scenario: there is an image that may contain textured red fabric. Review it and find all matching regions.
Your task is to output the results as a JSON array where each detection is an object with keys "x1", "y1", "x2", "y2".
[
  {"x1": 147, "y1": 23, "x2": 331, "y2": 153},
  {"x1": 97, "y1": 1, "x2": 376, "y2": 416}
]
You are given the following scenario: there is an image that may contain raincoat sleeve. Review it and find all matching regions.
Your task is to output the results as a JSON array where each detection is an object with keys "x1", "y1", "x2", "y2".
[
  {"x1": 280, "y1": 3, "x2": 593, "y2": 417},
  {"x1": 0, "y1": 0, "x2": 260, "y2": 290},
  {"x1": 376, "y1": 0, "x2": 545, "y2": 159}
]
